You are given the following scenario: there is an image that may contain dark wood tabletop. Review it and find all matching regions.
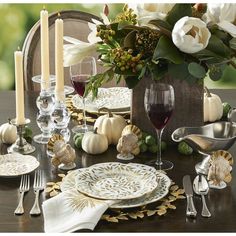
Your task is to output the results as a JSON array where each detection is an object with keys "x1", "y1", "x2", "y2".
[{"x1": 0, "y1": 89, "x2": 236, "y2": 232}]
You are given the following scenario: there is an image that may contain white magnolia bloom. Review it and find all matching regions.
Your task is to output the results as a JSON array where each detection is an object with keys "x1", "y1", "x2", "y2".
[
  {"x1": 172, "y1": 16, "x2": 211, "y2": 54},
  {"x1": 63, "y1": 37, "x2": 97, "y2": 67},
  {"x1": 63, "y1": 13, "x2": 109, "y2": 67},
  {"x1": 203, "y1": 3, "x2": 236, "y2": 37},
  {"x1": 136, "y1": 3, "x2": 175, "y2": 26}
]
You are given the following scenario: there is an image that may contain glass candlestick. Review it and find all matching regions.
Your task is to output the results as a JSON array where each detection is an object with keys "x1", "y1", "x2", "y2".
[
  {"x1": 33, "y1": 80, "x2": 55, "y2": 144},
  {"x1": 51, "y1": 93, "x2": 71, "y2": 143},
  {"x1": 8, "y1": 119, "x2": 36, "y2": 154}
]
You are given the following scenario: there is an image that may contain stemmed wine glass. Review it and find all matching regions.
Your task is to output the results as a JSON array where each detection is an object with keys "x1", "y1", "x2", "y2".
[
  {"x1": 70, "y1": 56, "x2": 97, "y2": 133},
  {"x1": 144, "y1": 82, "x2": 175, "y2": 170}
]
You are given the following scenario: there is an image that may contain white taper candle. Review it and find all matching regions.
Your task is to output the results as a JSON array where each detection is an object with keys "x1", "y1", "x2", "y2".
[
  {"x1": 40, "y1": 9, "x2": 50, "y2": 90},
  {"x1": 14, "y1": 50, "x2": 25, "y2": 125},
  {"x1": 55, "y1": 14, "x2": 65, "y2": 101}
]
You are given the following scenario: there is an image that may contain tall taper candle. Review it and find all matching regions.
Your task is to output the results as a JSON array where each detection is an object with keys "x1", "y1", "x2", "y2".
[
  {"x1": 14, "y1": 50, "x2": 25, "y2": 125},
  {"x1": 55, "y1": 15, "x2": 64, "y2": 101},
  {"x1": 40, "y1": 8, "x2": 50, "y2": 90}
]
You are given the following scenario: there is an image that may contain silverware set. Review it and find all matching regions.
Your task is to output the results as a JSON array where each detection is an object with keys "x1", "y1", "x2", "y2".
[
  {"x1": 15, "y1": 170, "x2": 44, "y2": 216},
  {"x1": 183, "y1": 174, "x2": 211, "y2": 218}
]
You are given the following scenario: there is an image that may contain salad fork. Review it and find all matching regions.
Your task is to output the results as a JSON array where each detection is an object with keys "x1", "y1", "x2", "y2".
[
  {"x1": 30, "y1": 170, "x2": 44, "y2": 215},
  {"x1": 14, "y1": 174, "x2": 30, "y2": 215}
]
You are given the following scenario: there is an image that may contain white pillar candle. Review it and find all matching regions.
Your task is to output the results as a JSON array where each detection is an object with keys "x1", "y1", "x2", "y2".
[
  {"x1": 40, "y1": 9, "x2": 50, "y2": 90},
  {"x1": 55, "y1": 15, "x2": 64, "y2": 101},
  {"x1": 14, "y1": 50, "x2": 25, "y2": 125}
]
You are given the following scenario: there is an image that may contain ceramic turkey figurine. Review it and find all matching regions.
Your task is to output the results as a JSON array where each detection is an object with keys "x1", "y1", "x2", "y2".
[
  {"x1": 48, "y1": 134, "x2": 76, "y2": 170},
  {"x1": 207, "y1": 150, "x2": 233, "y2": 189}
]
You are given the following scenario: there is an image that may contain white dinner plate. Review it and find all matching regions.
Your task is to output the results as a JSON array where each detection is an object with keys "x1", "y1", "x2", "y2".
[
  {"x1": 71, "y1": 87, "x2": 131, "y2": 113},
  {"x1": 61, "y1": 163, "x2": 171, "y2": 208},
  {"x1": 0, "y1": 153, "x2": 39, "y2": 177}
]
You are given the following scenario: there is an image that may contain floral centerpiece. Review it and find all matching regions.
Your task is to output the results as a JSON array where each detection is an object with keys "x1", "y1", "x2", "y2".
[
  {"x1": 64, "y1": 3, "x2": 236, "y2": 139},
  {"x1": 64, "y1": 3, "x2": 236, "y2": 96}
]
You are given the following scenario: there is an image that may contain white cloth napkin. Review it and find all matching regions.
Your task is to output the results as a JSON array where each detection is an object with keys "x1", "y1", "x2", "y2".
[{"x1": 42, "y1": 190, "x2": 116, "y2": 233}]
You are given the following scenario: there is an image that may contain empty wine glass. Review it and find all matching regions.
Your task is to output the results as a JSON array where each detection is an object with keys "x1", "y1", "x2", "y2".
[
  {"x1": 144, "y1": 82, "x2": 175, "y2": 170},
  {"x1": 70, "y1": 56, "x2": 97, "y2": 133}
]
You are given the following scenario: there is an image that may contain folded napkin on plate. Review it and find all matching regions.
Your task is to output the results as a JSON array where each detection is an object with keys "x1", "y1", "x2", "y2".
[{"x1": 42, "y1": 189, "x2": 116, "y2": 233}]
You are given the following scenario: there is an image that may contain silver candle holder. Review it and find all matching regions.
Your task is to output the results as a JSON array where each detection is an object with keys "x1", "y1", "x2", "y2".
[{"x1": 8, "y1": 119, "x2": 36, "y2": 155}]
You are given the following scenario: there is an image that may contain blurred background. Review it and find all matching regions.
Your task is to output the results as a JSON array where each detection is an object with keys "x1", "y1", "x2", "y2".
[{"x1": 0, "y1": 3, "x2": 235, "y2": 90}]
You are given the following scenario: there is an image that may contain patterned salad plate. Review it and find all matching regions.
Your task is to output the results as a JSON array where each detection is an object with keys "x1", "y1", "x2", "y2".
[
  {"x1": 61, "y1": 163, "x2": 171, "y2": 207},
  {"x1": 75, "y1": 162, "x2": 158, "y2": 200},
  {"x1": 0, "y1": 153, "x2": 39, "y2": 177},
  {"x1": 72, "y1": 87, "x2": 131, "y2": 113}
]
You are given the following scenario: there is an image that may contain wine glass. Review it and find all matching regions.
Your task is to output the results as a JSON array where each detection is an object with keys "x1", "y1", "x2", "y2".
[
  {"x1": 144, "y1": 82, "x2": 175, "y2": 170},
  {"x1": 70, "y1": 56, "x2": 97, "y2": 133}
]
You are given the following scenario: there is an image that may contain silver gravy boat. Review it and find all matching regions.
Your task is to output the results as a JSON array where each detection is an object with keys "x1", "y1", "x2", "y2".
[{"x1": 171, "y1": 108, "x2": 236, "y2": 175}]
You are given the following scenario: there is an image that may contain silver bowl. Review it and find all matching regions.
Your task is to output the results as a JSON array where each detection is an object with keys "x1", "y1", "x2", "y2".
[{"x1": 171, "y1": 121, "x2": 236, "y2": 174}]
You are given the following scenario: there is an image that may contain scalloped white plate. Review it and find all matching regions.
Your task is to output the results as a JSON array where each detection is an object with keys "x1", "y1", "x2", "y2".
[
  {"x1": 61, "y1": 163, "x2": 171, "y2": 207},
  {"x1": 0, "y1": 154, "x2": 39, "y2": 177},
  {"x1": 72, "y1": 87, "x2": 131, "y2": 113}
]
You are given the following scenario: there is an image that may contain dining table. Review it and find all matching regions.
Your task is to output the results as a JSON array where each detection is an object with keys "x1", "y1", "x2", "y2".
[{"x1": 0, "y1": 89, "x2": 236, "y2": 233}]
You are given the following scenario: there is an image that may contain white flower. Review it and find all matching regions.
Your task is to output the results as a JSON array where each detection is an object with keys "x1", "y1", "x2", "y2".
[
  {"x1": 203, "y1": 3, "x2": 236, "y2": 37},
  {"x1": 136, "y1": 3, "x2": 175, "y2": 26},
  {"x1": 172, "y1": 16, "x2": 211, "y2": 54},
  {"x1": 87, "y1": 13, "x2": 110, "y2": 43},
  {"x1": 63, "y1": 37, "x2": 97, "y2": 67},
  {"x1": 63, "y1": 13, "x2": 110, "y2": 67}
]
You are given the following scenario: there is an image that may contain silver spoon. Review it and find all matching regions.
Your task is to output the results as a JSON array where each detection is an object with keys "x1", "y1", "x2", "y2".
[{"x1": 193, "y1": 175, "x2": 211, "y2": 218}]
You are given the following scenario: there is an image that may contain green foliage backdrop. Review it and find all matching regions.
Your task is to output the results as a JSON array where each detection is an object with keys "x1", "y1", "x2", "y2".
[{"x1": 0, "y1": 3, "x2": 235, "y2": 90}]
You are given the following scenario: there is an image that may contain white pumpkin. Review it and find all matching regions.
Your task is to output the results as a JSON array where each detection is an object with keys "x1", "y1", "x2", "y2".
[
  {"x1": 94, "y1": 108, "x2": 126, "y2": 145},
  {"x1": 0, "y1": 120, "x2": 17, "y2": 144},
  {"x1": 82, "y1": 128, "x2": 108, "y2": 154},
  {"x1": 204, "y1": 87, "x2": 223, "y2": 122}
]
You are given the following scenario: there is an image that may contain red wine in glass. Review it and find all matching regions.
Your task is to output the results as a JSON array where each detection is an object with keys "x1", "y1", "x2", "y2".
[
  {"x1": 146, "y1": 104, "x2": 173, "y2": 130},
  {"x1": 71, "y1": 75, "x2": 90, "y2": 97},
  {"x1": 144, "y1": 83, "x2": 175, "y2": 171}
]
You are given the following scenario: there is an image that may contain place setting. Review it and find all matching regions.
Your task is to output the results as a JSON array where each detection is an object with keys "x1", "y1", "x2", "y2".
[
  {"x1": 0, "y1": 2, "x2": 236, "y2": 233},
  {"x1": 42, "y1": 162, "x2": 173, "y2": 232}
]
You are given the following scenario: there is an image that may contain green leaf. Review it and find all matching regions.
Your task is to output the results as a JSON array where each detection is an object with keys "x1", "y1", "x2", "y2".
[
  {"x1": 123, "y1": 30, "x2": 136, "y2": 48},
  {"x1": 148, "y1": 62, "x2": 168, "y2": 80},
  {"x1": 208, "y1": 65, "x2": 224, "y2": 81},
  {"x1": 206, "y1": 35, "x2": 231, "y2": 58},
  {"x1": 153, "y1": 35, "x2": 183, "y2": 64},
  {"x1": 188, "y1": 62, "x2": 206, "y2": 79},
  {"x1": 149, "y1": 19, "x2": 172, "y2": 31},
  {"x1": 137, "y1": 65, "x2": 147, "y2": 80},
  {"x1": 168, "y1": 63, "x2": 189, "y2": 80},
  {"x1": 118, "y1": 20, "x2": 133, "y2": 30},
  {"x1": 148, "y1": 19, "x2": 172, "y2": 37},
  {"x1": 229, "y1": 38, "x2": 236, "y2": 50},
  {"x1": 125, "y1": 76, "x2": 140, "y2": 89},
  {"x1": 166, "y1": 4, "x2": 192, "y2": 27}
]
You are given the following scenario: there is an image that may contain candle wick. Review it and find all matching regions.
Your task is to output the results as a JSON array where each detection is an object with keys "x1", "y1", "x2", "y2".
[
  {"x1": 58, "y1": 12, "x2": 61, "y2": 18},
  {"x1": 17, "y1": 46, "x2": 20, "y2": 51}
]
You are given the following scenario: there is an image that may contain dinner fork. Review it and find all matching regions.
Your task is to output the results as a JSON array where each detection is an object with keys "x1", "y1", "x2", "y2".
[
  {"x1": 14, "y1": 174, "x2": 30, "y2": 215},
  {"x1": 30, "y1": 170, "x2": 44, "y2": 215}
]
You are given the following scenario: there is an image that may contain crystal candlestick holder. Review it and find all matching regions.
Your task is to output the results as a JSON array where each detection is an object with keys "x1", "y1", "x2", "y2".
[
  {"x1": 33, "y1": 83, "x2": 55, "y2": 144},
  {"x1": 8, "y1": 119, "x2": 36, "y2": 154},
  {"x1": 51, "y1": 96, "x2": 71, "y2": 143}
]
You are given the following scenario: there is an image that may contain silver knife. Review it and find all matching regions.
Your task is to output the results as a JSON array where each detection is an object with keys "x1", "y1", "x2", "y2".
[{"x1": 183, "y1": 175, "x2": 197, "y2": 218}]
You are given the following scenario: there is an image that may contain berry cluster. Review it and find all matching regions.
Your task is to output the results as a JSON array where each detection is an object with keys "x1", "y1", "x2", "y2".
[{"x1": 110, "y1": 48, "x2": 144, "y2": 73}]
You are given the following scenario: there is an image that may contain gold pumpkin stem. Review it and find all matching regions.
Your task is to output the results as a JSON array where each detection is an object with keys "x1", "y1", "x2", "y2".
[
  {"x1": 98, "y1": 107, "x2": 113, "y2": 117},
  {"x1": 204, "y1": 86, "x2": 211, "y2": 97},
  {"x1": 94, "y1": 127, "x2": 98, "y2": 134}
]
